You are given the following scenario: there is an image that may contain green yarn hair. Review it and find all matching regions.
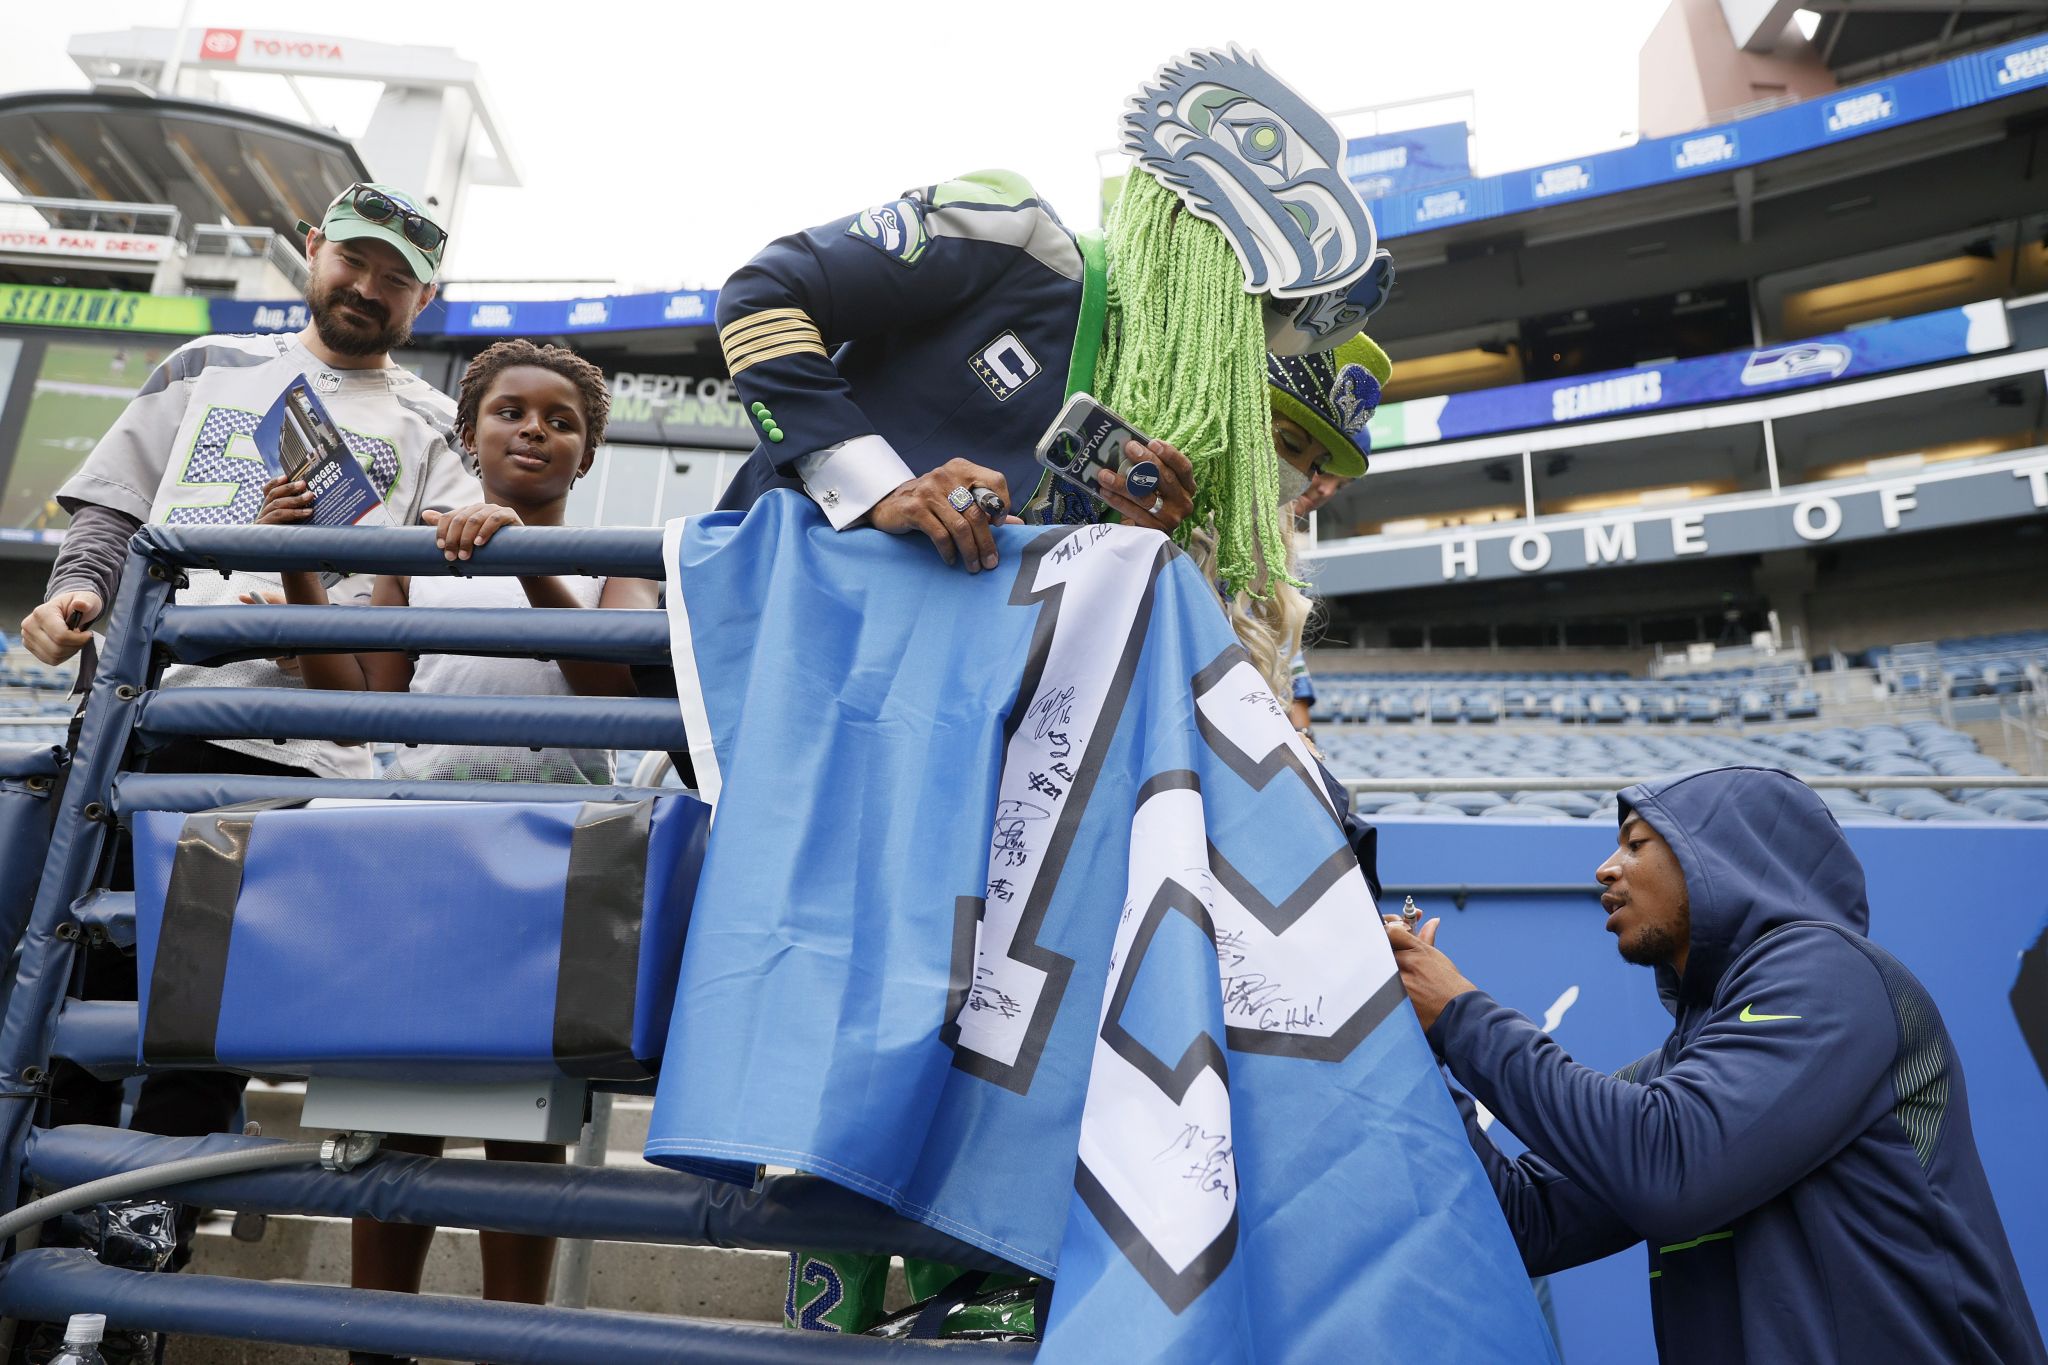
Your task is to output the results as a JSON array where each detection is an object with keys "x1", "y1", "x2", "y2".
[{"x1": 1097, "y1": 170, "x2": 1299, "y2": 596}]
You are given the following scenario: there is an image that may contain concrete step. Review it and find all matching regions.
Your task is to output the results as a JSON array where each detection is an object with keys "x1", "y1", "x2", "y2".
[
  {"x1": 157, "y1": 1086, "x2": 888, "y2": 1361},
  {"x1": 164, "y1": 1214, "x2": 914, "y2": 1364},
  {"x1": 188, "y1": 1213, "x2": 796, "y2": 1318}
]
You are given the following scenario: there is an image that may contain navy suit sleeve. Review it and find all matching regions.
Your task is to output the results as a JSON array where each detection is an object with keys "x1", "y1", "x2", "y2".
[
  {"x1": 1451, "y1": 1082, "x2": 1642, "y2": 1275},
  {"x1": 1430, "y1": 925, "x2": 1898, "y2": 1241},
  {"x1": 714, "y1": 174, "x2": 1041, "y2": 477}
]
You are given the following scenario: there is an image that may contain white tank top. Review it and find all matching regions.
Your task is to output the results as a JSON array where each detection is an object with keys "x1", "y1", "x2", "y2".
[{"x1": 383, "y1": 571, "x2": 616, "y2": 785}]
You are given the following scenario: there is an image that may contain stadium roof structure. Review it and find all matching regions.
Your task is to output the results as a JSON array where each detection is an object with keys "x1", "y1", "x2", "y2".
[
  {"x1": 63, "y1": 26, "x2": 520, "y2": 223},
  {"x1": 1369, "y1": 27, "x2": 2048, "y2": 348},
  {"x1": 1771, "y1": 2, "x2": 2048, "y2": 82},
  {"x1": 0, "y1": 88, "x2": 369, "y2": 238}
]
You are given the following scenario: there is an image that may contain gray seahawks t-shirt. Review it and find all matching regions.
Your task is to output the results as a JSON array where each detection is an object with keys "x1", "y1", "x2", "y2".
[{"x1": 57, "y1": 333, "x2": 482, "y2": 778}]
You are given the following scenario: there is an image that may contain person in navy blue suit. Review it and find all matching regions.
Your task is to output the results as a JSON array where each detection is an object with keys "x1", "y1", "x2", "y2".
[{"x1": 714, "y1": 48, "x2": 1396, "y2": 605}]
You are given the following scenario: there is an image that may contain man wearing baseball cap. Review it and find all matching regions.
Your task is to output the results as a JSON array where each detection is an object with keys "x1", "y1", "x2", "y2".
[
  {"x1": 20, "y1": 181, "x2": 479, "y2": 1266},
  {"x1": 23, "y1": 180, "x2": 474, "y2": 679}
]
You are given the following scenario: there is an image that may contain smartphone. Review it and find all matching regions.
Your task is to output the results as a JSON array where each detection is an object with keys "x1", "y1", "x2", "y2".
[{"x1": 1033, "y1": 392, "x2": 1162, "y2": 508}]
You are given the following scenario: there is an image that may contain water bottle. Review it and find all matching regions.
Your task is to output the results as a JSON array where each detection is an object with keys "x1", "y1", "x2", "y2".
[{"x1": 48, "y1": 1312, "x2": 107, "y2": 1364}]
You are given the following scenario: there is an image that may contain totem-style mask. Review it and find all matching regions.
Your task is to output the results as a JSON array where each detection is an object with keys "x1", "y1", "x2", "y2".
[
  {"x1": 1264, "y1": 248, "x2": 1396, "y2": 357},
  {"x1": 1123, "y1": 46, "x2": 1381, "y2": 347}
]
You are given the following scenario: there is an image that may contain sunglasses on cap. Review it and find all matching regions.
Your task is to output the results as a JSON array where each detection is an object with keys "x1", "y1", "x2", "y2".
[{"x1": 335, "y1": 184, "x2": 447, "y2": 254}]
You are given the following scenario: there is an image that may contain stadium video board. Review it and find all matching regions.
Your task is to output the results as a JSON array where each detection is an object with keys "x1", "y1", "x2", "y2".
[{"x1": 0, "y1": 337, "x2": 169, "y2": 534}]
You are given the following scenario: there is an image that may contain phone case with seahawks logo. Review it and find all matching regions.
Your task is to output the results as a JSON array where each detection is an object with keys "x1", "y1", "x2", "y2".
[{"x1": 1033, "y1": 392, "x2": 1158, "y2": 509}]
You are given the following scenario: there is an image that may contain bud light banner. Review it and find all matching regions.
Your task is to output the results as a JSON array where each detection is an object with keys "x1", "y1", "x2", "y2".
[
  {"x1": 1375, "y1": 30, "x2": 2048, "y2": 239},
  {"x1": 1343, "y1": 122, "x2": 1470, "y2": 202},
  {"x1": 209, "y1": 289, "x2": 720, "y2": 339},
  {"x1": 1369, "y1": 302, "x2": 2011, "y2": 451}
]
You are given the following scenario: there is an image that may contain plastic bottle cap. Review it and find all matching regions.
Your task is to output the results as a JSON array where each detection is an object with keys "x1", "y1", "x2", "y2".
[{"x1": 64, "y1": 1313, "x2": 106, "y2": 1343}]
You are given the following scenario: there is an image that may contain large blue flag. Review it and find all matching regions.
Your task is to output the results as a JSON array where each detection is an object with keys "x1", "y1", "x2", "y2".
[{"x1": 652, "y1": 491, "x2": 1559, "y2": 1361}]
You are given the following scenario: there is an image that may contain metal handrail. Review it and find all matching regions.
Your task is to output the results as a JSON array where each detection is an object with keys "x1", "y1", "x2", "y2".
[
  {"x1": 186, "y1": 224, "x2": 308, "y2": 293},
  {"x1": 1, "y1": 523, "x2": 1019, "y2": 1359},
  {"x1": 0, "y1": 195, "x2": 181, "y2": 237}
]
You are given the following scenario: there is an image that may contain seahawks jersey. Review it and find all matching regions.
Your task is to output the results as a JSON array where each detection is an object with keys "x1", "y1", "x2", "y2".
[
  {"x1": 713, "y1": 170, "x2": 1097, "y2": 525},
  {"x1": 57, "y1": 333, "x2": 480, "y2": 778}
]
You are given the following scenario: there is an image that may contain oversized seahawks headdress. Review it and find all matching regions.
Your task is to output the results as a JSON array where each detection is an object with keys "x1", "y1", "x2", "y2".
[{"x1": 1123, "y1": 46, "x2": 1385, "y2": 353}]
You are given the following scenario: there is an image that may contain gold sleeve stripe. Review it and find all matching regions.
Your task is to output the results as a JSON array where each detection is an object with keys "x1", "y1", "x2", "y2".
[
  {"x1": 727, "y1": 337, "x2": 829, "y2": 376},
  {"x1": 725, "y1": 329, "x2": 825, "y2": 373},
  {"x1": 719, "y1": 307, "x2": 816, "y2": 348},
  {"x1": 721, "y1": 312, "x2": 825, "y2": 373},
  {"x1": 722, "y1": 319, "x2": 819, "y2": 356}
]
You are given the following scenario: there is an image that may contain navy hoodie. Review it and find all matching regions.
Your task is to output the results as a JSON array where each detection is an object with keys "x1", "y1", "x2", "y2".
[{"x1": 1429, "y1": 766, "x2": 2045, "y2": 1364}]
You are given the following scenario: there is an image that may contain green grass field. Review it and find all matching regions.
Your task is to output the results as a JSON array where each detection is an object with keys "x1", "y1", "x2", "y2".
[{"x1": 2, "y1": 341, "x2": 164, "y2": 529}]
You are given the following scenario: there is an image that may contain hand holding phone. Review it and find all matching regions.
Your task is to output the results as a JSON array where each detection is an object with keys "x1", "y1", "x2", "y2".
[{"x1": 1034, "y1": 393, "x2": 1159, "y2": 505}]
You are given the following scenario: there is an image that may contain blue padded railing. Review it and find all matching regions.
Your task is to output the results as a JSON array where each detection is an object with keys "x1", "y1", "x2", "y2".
[
  {"x1": 155, "y1": 603, "x2": 673, "y2": 668},
  {"x1": 0, "y1": 1249, "x2": 1026, "y2": 1364},
  {"x1": 0, "y1": 524, "x2": 1032, "y2": 1359},
  {"x1": 132, "y1": 687, "x2": 689, "y2": 751},
  {"x1": 24, "y1": 1128, "x2": 1020, "y2": 1269}
]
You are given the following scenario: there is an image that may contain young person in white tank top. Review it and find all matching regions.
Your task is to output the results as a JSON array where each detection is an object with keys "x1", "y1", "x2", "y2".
[{"x1": 260, "y1": 339, "x2": 656, "y2": 1331}]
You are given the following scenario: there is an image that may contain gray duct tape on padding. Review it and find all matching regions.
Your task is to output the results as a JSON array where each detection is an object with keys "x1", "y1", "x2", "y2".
[
  {"x1": 140, "y1": 812, "x2": 259, "y2": 1066},
  {"x1": 553, "y1": 799, "x2": 653, "y2": 1079}
]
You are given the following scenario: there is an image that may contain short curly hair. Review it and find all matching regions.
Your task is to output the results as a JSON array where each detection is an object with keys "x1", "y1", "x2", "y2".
[{"x1": 455, "y1": 339, "x2": 611, "y2": 455}]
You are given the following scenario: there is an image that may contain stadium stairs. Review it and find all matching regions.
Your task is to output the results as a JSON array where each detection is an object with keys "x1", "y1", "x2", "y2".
[
  {"x1": 0, "y1": 526, "x2": 1023, "y2": 1365},
  {"x1": 170, "y1": 1084, "x2": 848, "y2": 1364}
]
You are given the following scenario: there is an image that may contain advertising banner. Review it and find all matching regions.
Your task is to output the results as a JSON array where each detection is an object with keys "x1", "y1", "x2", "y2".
[
  {"x1": 606, "y1": 371, "x2": 754, "y2": 451},
  {"x1": 1376, "y1": 31, "x2": 2048, "y2": 239},
  {"x1": 211, "y1": 290, "x2": 720, "y2": 340},
  {"x1": 436, "y1": 290, "x2": 718, "y2": 337},
  {"x1": 0, "y1": 227, "x2": 173, "y2": 263},
  {"x1": 0, "y1": 286, "x2": 208, "y2": 335},
  {"x1": 1369, "y1": 302, "x2": 2010, "y2": 450},
  {"x1": 1342, "y1": 122, "x2": 1470, "y2": 201}
]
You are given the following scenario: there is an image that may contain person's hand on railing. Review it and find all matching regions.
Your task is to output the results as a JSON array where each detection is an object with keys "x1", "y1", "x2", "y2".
[
  {"x1": 422, "y1": 503, "x2": 522, "y2": 562},
  {"x1": 20, "y1": 590, "x2": 101, "y2": 666},
  {"x1": 256, "y1": 475, "x2": 313, "y2": 525}
]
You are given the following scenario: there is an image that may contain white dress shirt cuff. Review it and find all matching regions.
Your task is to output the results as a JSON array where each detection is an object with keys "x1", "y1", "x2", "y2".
[{"x1": 795, "y1": 434, "x2": 916, "y2": 530}]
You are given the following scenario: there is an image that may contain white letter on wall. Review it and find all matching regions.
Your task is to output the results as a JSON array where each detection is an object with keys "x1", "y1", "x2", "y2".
[
  {"x1": 1441, "y1": 538, "x2": 1479, "y2": 580},
  {"x1": 1583, "y1": 520, "x2": 1638, "y2": 565},
  {"x1": 1671, "y1": 513, "x2": 1708, "y2": 556},
  {"x1": 1793, "y1": 496, "x2": 1842, "y2": 541},
  {"x1": 1508, "y1": 532, "x2": 1553, "y2": 573},
  {"x1": 1879, "y1": 483, "x2": 1918, "y2": 530}
]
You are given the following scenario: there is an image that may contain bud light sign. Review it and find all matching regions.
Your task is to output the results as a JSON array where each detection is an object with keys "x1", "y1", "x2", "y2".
[{"x1": 1342, "y1": 122, "x2": 1470, "y2": 202}]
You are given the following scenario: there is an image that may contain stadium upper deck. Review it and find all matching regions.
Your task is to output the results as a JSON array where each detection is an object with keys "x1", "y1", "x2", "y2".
[{"x1": 0, "y1": 6, "x2": 2043, "y2": 666}]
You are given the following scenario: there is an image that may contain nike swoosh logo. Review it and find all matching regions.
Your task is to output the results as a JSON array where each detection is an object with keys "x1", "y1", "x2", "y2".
[{"x1": 1739, "y1": 1004, "x2": 1801, "y2": 1022}]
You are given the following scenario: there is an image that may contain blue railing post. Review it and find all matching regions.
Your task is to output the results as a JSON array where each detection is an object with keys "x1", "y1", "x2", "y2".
[{"x1": 0, "y1": 538, "x2": 181, "y2": 1214}]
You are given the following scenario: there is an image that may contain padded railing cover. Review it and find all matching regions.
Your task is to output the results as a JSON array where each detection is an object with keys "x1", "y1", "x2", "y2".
[
  {"x1": 155, "y1": 603, "x2": 672, "y2": 668},
  {"x1": 132, "y1": 687, "x2": 689, "y2": 753},
  {"x1": 0, "y1": 1248, "x2": 1028, "y2": 1363},
  {"x1": 22, "y1": 1128, "x2": 1025, "y2": 1270}
]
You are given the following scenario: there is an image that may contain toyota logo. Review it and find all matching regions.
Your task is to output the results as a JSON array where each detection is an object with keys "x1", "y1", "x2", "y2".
[{"x1": 200, "y1": 29, "x2": 242, "y2": 59}]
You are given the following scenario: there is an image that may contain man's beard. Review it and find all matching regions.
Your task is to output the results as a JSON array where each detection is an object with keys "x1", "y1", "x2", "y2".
[
  {"x1": 308, "y1": 279, "x2": 411, "y2": 358},
  {"x1": 1618, "y1": 922, "x2": 1686, "y2": 968}
]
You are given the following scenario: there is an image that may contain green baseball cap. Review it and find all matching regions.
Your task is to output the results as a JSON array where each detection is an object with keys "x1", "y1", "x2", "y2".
[
  {"x1": 1266, "y1": 334, "x2": 1391, "y2": 480},
  {"x1": 297, "y1": 182, "x2": 446, "y2": 284}
]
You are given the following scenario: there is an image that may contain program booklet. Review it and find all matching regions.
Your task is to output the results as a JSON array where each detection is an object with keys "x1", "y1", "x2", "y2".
[{"x1": 253, "y1": 376, "x2": 387, "y2": 527}]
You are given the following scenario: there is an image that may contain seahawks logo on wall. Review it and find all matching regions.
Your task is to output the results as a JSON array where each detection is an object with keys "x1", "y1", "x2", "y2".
[{"x1": 848, "y1": 198, "x2": 930, "y2": 267}]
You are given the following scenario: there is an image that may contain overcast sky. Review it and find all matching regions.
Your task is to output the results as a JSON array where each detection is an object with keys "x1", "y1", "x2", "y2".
[{"x1": 0, "y1": 0, "x2": 1666, "y2": 293}]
